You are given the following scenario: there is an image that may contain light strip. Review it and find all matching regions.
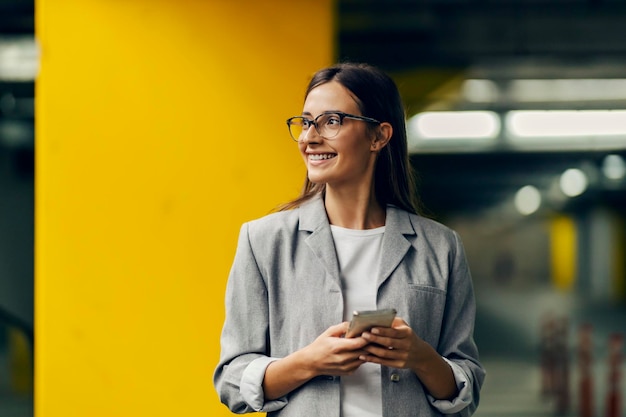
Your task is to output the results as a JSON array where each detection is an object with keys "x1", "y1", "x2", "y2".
[
  {"x1": 0, "y1": 37, "x2": 39, "y2": 81},
  {"x1": 462, "y1": 79, "x2": 626, "y2": 103},
  {"x1": 408, "y1": 111, "x2": 500, "y2": 140},
  {"x1": 506, "y1": 110, "x2": 626, "y2": 138},
  {"x1": 509, "y1": 79, "x2": 626, "y2": 102}
]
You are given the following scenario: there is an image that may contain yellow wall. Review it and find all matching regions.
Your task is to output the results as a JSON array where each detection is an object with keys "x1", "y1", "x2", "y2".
[{"x1": 35, "y1": 1, "x2": 333, "y2": 416}]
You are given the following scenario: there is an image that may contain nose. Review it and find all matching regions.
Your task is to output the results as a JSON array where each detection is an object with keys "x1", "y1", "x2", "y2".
[{"x1": 300, "y1": 124, "x2": 322, "y2": 144}]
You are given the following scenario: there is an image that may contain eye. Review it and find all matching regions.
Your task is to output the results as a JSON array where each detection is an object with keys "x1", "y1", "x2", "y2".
[
  {"x1": 290, "y1": 118, "x2": 311, "y2": 129},
  {"x1": 324, "y1": 114, "x2": 342, "y2": 126}
]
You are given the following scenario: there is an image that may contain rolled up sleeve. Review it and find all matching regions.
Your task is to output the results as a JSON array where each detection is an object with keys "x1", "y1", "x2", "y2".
[
  {"x1": 240, "y1": 357, "x2": 288, "y2": 412},
  {"x1": 428, "y1": 358, "x2": 472, "y2": 414}
]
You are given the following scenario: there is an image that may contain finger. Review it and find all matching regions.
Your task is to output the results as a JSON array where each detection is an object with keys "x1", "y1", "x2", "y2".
[
  {"x1": 362, "y1": 331, "x2": 394, "y2": 348},
  {"x1": 324, "y1": 321, "x2": 351, "y2": 337},
  {"x1": 368, "y1": 326, "x2": 397, "y2": 337},
  {"x1": 363, "y1": 344, "x2": 397, "y2": 358},
  {"x1": 336, "y1": 360, "x2": 366, "y2": 375},
  {"x1": 358, "y1": 353, "x2": 400, "y2": 368},
  {"x1": 342, "y1": 337, "x2": 371, "y2": 351},
  {"x1": 371, "y1": 323, "x2": 410, "y2": 337},
  {"x1": 391, "y1": 317, "x2": 408, "y2": 328},
  {"x1": 332, "y1": 353, "x2": 368, "y2": 371}
]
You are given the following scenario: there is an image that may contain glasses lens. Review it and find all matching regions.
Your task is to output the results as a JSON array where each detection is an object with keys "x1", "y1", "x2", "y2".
[
  {"x1": 316, "y1": 113, "x2": 341, "y2": 139},
  {"x1": 287, "y1": 117, "x2": 305, "y2": 141}
]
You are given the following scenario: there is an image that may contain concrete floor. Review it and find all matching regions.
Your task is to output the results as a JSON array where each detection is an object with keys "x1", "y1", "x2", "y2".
[
  {"x1": 474, "y1": 286, "x2": 626, "y2": 417},
  {"x1": 1, "y1": 286, "x2": 624, "y2": 417}
]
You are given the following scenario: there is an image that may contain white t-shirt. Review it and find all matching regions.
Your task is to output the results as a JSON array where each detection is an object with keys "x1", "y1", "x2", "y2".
[{"x1": 330, "y1": 224, "x2": 385, "y2": 417}]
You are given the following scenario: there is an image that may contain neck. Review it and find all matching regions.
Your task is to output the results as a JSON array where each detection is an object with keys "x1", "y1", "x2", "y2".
[{"x1": 324, "y1": 186, "x2": 385, "y2": 230}]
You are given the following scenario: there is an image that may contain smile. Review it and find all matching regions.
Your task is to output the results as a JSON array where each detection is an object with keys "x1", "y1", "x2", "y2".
[{"x1": 308, "y1": 153, "x2": 337, "y2": 161}]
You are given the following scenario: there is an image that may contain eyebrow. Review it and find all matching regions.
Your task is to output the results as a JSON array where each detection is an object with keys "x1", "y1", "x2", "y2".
[{"x1": 301, "y1": 110, "x2": 345, "y2": 117}]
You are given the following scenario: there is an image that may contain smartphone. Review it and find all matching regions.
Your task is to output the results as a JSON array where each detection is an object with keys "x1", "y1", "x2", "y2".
[{"x1": 345, "y1": 308, "x2": 397, "y2": 338}]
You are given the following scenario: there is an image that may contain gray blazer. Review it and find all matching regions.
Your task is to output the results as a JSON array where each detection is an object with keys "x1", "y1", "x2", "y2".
[{"x1": 214, "y1": 196, "x2": 485, "y2": 416}]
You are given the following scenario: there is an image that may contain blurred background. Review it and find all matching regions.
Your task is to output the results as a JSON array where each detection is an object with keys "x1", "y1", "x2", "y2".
[
  {"x1": 0, "y1": 0, "x2": 35, "y2": 415},
  {"x1": 1, "y1": 0, "x2": 625, "y2": 416}
]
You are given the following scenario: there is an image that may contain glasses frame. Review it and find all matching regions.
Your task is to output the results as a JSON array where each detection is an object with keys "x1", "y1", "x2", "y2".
[{"x1": 286, "y1": 111, "x2": 381, "y2": 142}]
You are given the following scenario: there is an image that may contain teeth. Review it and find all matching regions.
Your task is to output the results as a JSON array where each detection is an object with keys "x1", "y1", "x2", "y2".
[{"x1": 309, "y1": 154, "x2": 336, "y2": 160}]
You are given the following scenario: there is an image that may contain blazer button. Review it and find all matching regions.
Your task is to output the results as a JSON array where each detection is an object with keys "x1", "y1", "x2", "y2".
[{"x1": 390, "y1": 373, "x2": 400, "y2": 382}]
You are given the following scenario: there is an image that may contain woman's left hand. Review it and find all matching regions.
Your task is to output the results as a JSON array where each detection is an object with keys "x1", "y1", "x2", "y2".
[
  {"x1": 359, "y1": 317, "x2": 427, "y2": 370},
  {"x1": 359, "y1": 317, "x2": 458, "y2": 400}
]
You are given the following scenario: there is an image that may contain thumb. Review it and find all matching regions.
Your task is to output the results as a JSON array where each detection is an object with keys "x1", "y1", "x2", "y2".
[{"x1": 324, "y1": 321, "x2": 350, "y2": 337}]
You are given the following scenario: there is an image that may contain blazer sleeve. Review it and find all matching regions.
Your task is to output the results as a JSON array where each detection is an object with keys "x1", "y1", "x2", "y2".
[
  {"x1": 213, "y1": 223, "x2": 288, "y2": 414},
  {"x1": 437, "y1": 230, "x2": 486, "y2": 416}
]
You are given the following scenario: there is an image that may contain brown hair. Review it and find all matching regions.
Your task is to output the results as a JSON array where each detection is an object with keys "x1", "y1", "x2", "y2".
[{"x1": 278, "y1": 62, "x2": 422, "y2": 215}]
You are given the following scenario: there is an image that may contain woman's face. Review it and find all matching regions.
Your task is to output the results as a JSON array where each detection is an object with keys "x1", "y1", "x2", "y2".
[{"x1": 299, "y1": 81, "x2": 378, "y2": 189}]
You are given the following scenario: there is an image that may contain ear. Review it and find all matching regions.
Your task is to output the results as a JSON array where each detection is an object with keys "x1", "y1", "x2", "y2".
[{"x1": 370, "y1": 122, "x2": 393, "y2": 152}]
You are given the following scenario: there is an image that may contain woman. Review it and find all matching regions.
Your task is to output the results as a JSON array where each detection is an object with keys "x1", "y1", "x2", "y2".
[{"x1": 214, "y1": 63, "x2": 485, "y2": 417}]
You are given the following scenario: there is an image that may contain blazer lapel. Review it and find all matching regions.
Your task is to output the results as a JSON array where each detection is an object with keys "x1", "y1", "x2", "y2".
[
  {"x1": 299, "y1": 197, "x2": 342, "y2": 288},
  {"x1": 378, "y1": 206, "x2": 415, "y2": 287},
  {"x1": 298, "y1": 197, "x2": 415, "y2": 290}
]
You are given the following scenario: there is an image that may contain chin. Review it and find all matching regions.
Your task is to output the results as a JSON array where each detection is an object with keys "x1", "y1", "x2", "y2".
[
  {"x1": 307, "y1": 176, "x2": 325, "y2": 185},
  {"x1": 307, "y1": 171, "x2": 331, "y2": 184}
]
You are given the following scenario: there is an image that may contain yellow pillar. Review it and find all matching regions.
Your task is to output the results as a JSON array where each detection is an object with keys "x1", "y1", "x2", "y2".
[
  {"x1": 35, "y1": 1, "x2": 333, "y2": 416},
  {"x1": 550, "y1": 215, "x2": 577, "y2": 292},
  {"x1": 8, "y1": 327, "x2": 33, "y2": 394}
]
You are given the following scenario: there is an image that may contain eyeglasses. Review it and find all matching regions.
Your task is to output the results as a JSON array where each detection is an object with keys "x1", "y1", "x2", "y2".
[{"x1": 286, "y1": 111, "x2": 381, "y2": 142}]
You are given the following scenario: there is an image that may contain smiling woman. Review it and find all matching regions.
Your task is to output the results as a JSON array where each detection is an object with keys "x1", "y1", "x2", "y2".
[
  {"x1": 279, "y1": 64, "x2": 421, "y2": 217},
  {"x1": 214, "y1": 62, "x2": 485, "y2": 417},
  {"x1": 293, "y1": 80, "x2": 388, "y2": 198}
]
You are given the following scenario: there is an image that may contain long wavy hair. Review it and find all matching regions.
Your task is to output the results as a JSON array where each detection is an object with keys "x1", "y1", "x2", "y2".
[{"x1": 278, "y1": 62, "x2": 422, "y2": 215}]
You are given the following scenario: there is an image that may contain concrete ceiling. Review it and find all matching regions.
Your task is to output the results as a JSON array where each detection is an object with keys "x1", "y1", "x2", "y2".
[
  {"x1": 0, "y1": 0, "x2": 33, "y2": 34},
  {"x1": 339, "y1": 0, "x2": 626, "y2": 72},
  {"x1": 337, "y1": 0, "x2": 626, "y2": 215}
]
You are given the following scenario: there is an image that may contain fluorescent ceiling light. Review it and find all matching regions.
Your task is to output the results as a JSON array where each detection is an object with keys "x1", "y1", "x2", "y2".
[
  {"x1": 509, "y1": 79, "x2": 626, "y2": 102},
  {"x1": 506, "y1": 110, "x2": 626, "y2": 138},
  {"x1": 408, "y1": 111, "x2": 500, "y2": 140},
  {"x1": 514, "y1": 185, "x2": 541, "y2": 216},
  {"x1": 462, "y1": 79, "x2": 626, "y2": 103},
  {"x1": 560, "y1": 168, "x2": 588, "y2": 197},
  {"x1": 0, "y1": 37, "x2": 38, "y2": 81},
  {"x1": 602, "y1": 154, "x2": 626, "y2": 180},
  {"x1": 462, "y1": 79, "x2": 500, "y2": 103}
]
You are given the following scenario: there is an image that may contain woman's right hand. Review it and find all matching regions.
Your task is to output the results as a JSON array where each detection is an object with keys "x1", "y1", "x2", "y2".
[
  {"x1": 303, "y1": 322, "x2": 370, "y2": 377},
  {"x1": 263, "y1": 322, "x2": 369, "y2": 400}
]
